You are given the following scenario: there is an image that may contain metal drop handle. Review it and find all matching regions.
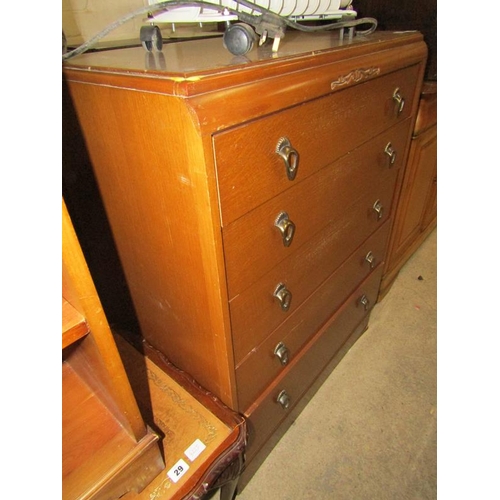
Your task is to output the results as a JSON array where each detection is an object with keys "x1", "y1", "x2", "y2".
[
  {"x1": 276, "y1": 389, "x2": 291, "y2": 409},
  {"x1": 384, "y1": 142, "x2": 397, "y2": 166},
  {"x1": 393, "y1": 88, "x2": 405, "y2": 115},
  {"x1": 274, "y1": 283, "x2": 292, "y2": 312},
  {"x1": 274, "y1": 342, "x2": 290, "y2": 366},
  {"x1": 276, "y1": 137, "x2": 299, "y2": 181},
  {"x1": 373, "y1": 200, "x2": 384, "y2": 220},
  {"x1": 275, "y1": 212, "x2": 296, "y2": 247},
  {"x1": 365, "y1": 251, "x2": 376, "y2": 269},
  {"x1": 359, "y1": 294, "x2": 370, "y2": 311}
]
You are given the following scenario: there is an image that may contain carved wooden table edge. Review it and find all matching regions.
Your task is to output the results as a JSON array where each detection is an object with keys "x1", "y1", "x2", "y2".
[{"x1": 115, "y1": 330, "x2": 247, "y2": 500}]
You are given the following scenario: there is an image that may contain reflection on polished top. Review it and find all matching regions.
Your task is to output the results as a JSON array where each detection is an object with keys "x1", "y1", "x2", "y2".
[{"x1": 62, "y1": 30, "x2": 420, "y2": 79}]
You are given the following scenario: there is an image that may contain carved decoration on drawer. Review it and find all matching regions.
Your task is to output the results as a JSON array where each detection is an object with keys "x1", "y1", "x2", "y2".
[{"x1": 331, "y1": 67, "x2": 381, "y2": 90}]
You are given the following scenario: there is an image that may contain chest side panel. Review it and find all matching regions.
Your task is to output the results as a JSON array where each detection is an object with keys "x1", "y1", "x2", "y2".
[{"x1": 64, "y1": 81, "x2": 236, "y2": 406}]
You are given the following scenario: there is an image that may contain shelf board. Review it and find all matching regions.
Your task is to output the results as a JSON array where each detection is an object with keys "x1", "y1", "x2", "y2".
[
  {"x1": 62, "y1": 360, "x2": 138, "y2": 499},
  {"x1": 62, "y1": 298, "x2": 90, "y2": 349}
]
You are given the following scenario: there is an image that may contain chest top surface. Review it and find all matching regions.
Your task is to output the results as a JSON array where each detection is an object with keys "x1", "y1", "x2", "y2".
[{"x1": 63, "y1": 30, "x2": 424, "y2": 95}]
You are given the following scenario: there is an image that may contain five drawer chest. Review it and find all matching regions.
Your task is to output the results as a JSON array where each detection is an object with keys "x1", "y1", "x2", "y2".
[{"x1": 63, "y1": 29, "x2": 427, "y2": 488}]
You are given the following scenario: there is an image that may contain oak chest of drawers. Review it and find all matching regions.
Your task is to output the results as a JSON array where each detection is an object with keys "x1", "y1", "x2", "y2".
[{"x1": 63, "y1": 30, "x2": 427, "y2": 486}]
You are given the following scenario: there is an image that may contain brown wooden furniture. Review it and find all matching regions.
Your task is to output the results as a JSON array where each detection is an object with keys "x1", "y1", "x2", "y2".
[
  {"x1": 115, "y1": 333, "x2": 247, "y2": 500},
  {"x1": 63, "y1": 30, "x2": 427, "y2": 490},
  {"x1": 62, "y1": 199, "x2": 165, "y2": 499},
  {"x1": 379, "y1": 81, "x2": 437, "y2": 298}
]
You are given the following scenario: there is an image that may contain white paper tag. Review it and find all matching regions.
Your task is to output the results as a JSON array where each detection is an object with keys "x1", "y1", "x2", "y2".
[
  {"x1": 167, "y1": 459, "x2": 189, "y2": 483},
  {"x1": 184, "y1": 439, "x2": 206, "y2": 462}
]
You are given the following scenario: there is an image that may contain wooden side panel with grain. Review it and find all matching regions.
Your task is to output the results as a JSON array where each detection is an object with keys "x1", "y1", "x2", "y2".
[{"x1": 63, "y1": 87, "x2": 237, "y2": 407}]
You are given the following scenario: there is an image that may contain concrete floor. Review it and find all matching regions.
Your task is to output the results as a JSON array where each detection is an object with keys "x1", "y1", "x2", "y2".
[{"x1": 236, "y1": 229, "x2": 437, "y2": 500}]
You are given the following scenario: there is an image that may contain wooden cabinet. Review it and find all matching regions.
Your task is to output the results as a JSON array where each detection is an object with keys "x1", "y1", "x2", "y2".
[
  {"x1": 379, "y1": 81, "x2": 437, "y2": 298},
  {"x1": 62, "y1": 200, "x2": 164, "y2": 499},
  {"x1": 63, "y1": 31, "x2": 427, "y2": 486}
]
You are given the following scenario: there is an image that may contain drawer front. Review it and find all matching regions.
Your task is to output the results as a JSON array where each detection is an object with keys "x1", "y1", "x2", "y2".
[
  {"x1": 231, "y1": 217, "x2": 390, "y2": 366},
  {"x1": 223, "y1": 120, "x2": 410, "y2": 299},
  {"x1": 235, "y1": 228, "x2": 388, "y2": 411},
  {"x1": 244, "y1": 266, "x2": 383, "y2": 453},
  {"x1": 214, "y1": 65, "x2": 420, "y2": 226}
]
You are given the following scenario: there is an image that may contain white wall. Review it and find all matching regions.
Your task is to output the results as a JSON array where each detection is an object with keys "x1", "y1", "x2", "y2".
[
  {"x1": 62, "y1": 0, "x2": 219, "y2": 48},
  {"x1": 63, "y1": 0, "x2": 151, "y2": 46}
]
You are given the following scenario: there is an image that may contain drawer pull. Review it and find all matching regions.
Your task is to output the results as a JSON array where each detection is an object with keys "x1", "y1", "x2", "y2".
[
  {"x1": 275, "y1": 212, "x2": 296, "y2": 247},
  {"x1": 365, "y1": 251, "x2": 376, "y2": 269},
  {"x1": 276, "y1": 389, "x2": 291, "y2": 410},
  {"x1": 384, "y1": 142, "x2": 397, "y2": 166},
  {"x1": 276, "y1": 137, "x2": 299, "y2": 181},
  {"x1": 274, "y1": 342, "x2": 290, "y2": 366},
  {"x1": 358, "y1": 294, "x2": 370, "y2": 311},
  {"x1": 392, "y1": 88, "x2": 405, "y2": 115},
  {"x1": 372, "y1": 200, "x2": 384, "y2": 220},
  {"x1": 274, "y1": 283, "x2": 292, "y2": 312}
]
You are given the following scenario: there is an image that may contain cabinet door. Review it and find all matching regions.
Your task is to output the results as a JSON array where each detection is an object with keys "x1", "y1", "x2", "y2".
[
  {"x1": 421, "y1": 168, "x2": 437, "y2": 231},
  {"x1": 390, "y1": 124, "x2": 437, "y2": 264}
]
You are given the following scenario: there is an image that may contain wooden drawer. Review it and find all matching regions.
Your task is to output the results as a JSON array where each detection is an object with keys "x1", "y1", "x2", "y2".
[
  {"x1": 244, "y1": 265, "x2": 383, "y2": 456},
  {"x1": 214, "y1": 65, "x2": 420, "y2": 226},
  {"x1": 231, "y1": 216, "x2": 390, "y2": 366},
  {"x1": 223, "y1": 120, "x2": 410, "y2": 298},
  {"x1": 235, "y1": 225, "x2": 389, "y2": 411}
]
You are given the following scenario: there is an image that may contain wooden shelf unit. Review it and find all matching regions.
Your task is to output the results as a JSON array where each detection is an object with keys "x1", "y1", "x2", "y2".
[{"x1": 62, "y1": 199, "x2": 164, "y2": 500}]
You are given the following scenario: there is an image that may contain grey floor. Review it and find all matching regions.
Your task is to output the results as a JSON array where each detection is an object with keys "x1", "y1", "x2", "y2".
[{"x1": 236, "y1": 229, "x2": 437, "y2": 500}]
